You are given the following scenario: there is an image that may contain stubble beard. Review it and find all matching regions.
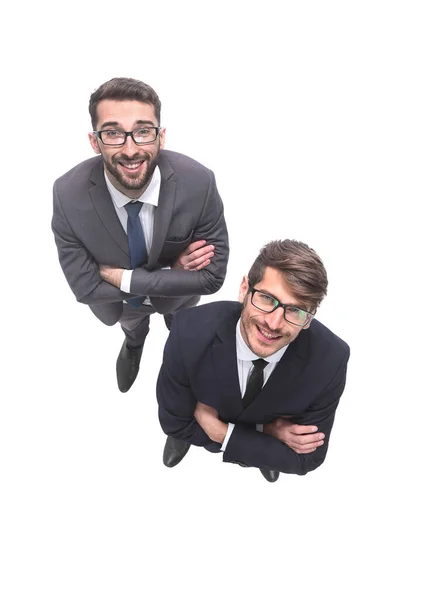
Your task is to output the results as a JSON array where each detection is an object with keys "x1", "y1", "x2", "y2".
[
  {"x1": 104, "y1": 150, "x2": 160, "y2": 192},
  {"x1": 240, "y1": 311, "x2": 291, "y2": 358}
]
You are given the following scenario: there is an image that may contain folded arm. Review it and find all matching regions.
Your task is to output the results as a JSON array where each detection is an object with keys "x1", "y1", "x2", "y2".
[
  {"x1": 223, "y1": 351, "x2": 350, "y2": 475},
  {"x1": 156, "y1": 322, "x2": 221, "y2": 450},
  {"x1": 52, "y1": 171, "x2": 229, "y2": 305},
  {"x1": 130, "y1": 172, "x2": 229, "y2": 297},
  {"x1": 52, "y1": 184, "x2": 135, "y2": 305}
]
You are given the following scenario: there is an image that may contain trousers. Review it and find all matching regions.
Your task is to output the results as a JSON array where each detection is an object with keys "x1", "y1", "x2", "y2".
[{"x1": 119, "y1": 295, "x2": 200, "y2": 347}]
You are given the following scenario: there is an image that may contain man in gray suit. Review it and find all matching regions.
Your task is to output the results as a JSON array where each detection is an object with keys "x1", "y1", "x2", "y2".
[{"x1": 52, "y1": 77, "x2": 229, "y2": 466}]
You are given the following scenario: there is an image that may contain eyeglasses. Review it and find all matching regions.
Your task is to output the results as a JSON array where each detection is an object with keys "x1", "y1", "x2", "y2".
[
  {"x1": 93, "y1": 126, "x2": 161, "y2": 146},
  {"x1": 249, "y1": 286, "x2": 314, "y2": 327}
]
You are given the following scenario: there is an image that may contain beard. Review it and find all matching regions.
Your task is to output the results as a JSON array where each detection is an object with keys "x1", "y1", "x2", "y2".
[
  {"x1": 240, "y1": 310, "x2": 292, "y2": 357},
  {"x1": 103, "y1": 149, "x2": 159, "y2": 192}
]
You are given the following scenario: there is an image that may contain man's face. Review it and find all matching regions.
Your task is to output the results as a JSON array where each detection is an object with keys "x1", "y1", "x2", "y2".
[
  {"x1": 88, "y1": 99, "x2": 165, "y2": 197},
  {"x1": 238, "y1": 267, "x2": 313, "y2": 358}
]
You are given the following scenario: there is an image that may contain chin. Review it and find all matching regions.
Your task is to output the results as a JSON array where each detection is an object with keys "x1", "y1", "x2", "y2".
[
  {"x1": 257, "y1": 345, "x2": 281, "y2": 358},
  {"x1": 249, "y1": 338, "x2": 278, "y2": 358},
  {"x1": 124, "y1": 178, "x2": 145, "y2": 190},
  {"x1": 118, "y1": 173, "x2": 146, "y2": 190},
  {"x1": 255, "y1": 333, "x2": 291, "y2": 357}
]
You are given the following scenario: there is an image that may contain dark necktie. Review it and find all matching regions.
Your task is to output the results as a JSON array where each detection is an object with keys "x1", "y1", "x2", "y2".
[
  {"x1": 242, "y1": 359, "x2": 268, "y2": 409},
  {"x1": 124, "y1": 201, "x2": 147, "y2": 308}
]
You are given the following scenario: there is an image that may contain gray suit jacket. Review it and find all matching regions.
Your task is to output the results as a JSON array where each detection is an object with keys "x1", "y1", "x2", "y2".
[{"x1": 52, "y1": 150, "x2": 229, "y2": 325}]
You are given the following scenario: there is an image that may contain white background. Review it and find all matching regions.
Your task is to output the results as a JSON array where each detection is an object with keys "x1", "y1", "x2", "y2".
[{"x1": 1, "y1": 1, "x2": 423, "y2": 599}]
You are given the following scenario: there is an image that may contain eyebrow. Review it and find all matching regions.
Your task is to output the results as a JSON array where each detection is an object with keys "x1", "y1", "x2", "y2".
[{"x1": 98, "y1": 119, "x2": 157, "y2": 130}]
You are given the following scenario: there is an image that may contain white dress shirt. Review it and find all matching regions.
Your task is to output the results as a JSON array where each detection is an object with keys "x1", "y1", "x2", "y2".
[
  {"x1": 104, "y1": 167, "x2": 161, "y2": 304},
  {"x1": 220, "y1": 319, "x2": 289, "y2": 451}
]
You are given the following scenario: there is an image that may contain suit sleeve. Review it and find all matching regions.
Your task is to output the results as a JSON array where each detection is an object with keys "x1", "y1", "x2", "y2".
[
  {"x1": 130, "y1": 171, "x2": 229, "y2": 297},
  {"x1": 222, "y1": 348, "x2": 350, "y2": 475},
  {"x1": 52, "y1": 182, "x2": 137, "y2": 305},
  {"x1": 156, "y1": 316, "x2": 221, "y2": 450}
]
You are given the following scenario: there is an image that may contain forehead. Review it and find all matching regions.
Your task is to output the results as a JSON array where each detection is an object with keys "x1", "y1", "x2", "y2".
[
  {"x1": 96, "y1": 99, "x2": 157, "y2": 128},
  {"x1": 254, "y1": 267, "x2": 300, "y2": 306}
]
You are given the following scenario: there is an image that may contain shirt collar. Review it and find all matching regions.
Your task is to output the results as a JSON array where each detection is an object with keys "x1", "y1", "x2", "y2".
[
  {"x1": 104, "y1": 165, "x2": 161, "y2": 209},
  {"x1": 236, "y1": 318, "x2": 289, "y2": 363}
]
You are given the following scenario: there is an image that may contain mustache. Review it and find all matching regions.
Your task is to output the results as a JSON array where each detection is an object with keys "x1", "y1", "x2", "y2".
[
  {"x1": 253, "y1": 318, "x2": 290, "y2": 338},
  {"x1": 113, "y1": 152, "x2": 151, "y2": 163}
]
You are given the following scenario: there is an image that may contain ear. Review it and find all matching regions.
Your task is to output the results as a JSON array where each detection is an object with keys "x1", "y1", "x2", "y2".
[
  {"x1": 88, "y1": 132, "x2": 101, "y2": 154},
  {"x1": 159, "y1": 127, "x2": 166, "y2": 150},
  {"x1": 302, "y1": 311, "x2": 316, "y2": 330},
  {"x1": 238, "y1": 275, "x2": 249, "y2": 303}
]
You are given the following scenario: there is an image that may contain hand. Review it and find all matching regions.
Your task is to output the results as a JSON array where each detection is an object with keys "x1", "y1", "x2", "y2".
[
  {"x1": 194, "y1": 401, "x2": 228, "y2": 444},
  {"x1": 172, "y1": 240, "x2": 215, "y2": 271},
  {"x1": 99, "y1": 265, "x2": 125, "y2": 288},
  {"x1": 263, "y1": 418, "x2": 325, "y2": 454}
]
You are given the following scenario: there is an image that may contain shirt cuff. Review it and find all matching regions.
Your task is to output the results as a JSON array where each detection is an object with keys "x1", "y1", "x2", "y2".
[
  {"x1": 256, "y1": 424, "x2": 264, "y2": 433},
  {"x1": 120, "y1": 269, "x2": 133, "y2": 292},
  {"x1": 221, "y1": 422, "x2": 235, "y2": 451}
]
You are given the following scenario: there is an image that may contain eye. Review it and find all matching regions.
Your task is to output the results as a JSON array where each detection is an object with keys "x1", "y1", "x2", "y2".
[
  {"x1": 286, "y1": 306, "x2": 304, "y2": 316},
  {"x1": 257, "y1": 292, "x2": 276, "y2": 305},
  {"x1": 103, "y1": 130, "x2": 120, "y2": 138}
]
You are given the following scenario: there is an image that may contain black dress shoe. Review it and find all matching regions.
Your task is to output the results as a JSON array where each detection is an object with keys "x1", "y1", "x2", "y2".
[
  {"x1": 116, "y1": 340, "x2": 144, "y2": 393},
  {"x1": 163, "y1": 436, "x2": 190, "y2": 467},
  {"x1": 260, "y1": 469, "x2": 280, "y2": 483}
]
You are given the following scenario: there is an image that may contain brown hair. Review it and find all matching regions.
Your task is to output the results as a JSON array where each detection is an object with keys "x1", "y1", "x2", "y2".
[
  {"x1": 248, "y1": 240, "x2": 328, "y2": 311},
  {"x1": 89, "y1": 77, "x2": 161, "y2": 129}
]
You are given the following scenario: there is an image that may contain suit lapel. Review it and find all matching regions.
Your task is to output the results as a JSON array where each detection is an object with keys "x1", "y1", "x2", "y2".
[
  {"x1": 88, "y1": 154, "x2": 177, "y2": 267},
  {"x1": 148, "y1": 153, "x2": 177, "y2": 268},
  {"x1": 238, "y1": 327, "x2": 310, "y2": 419},
  {"x1": 209, "y1": 305, "x2": 311, "y2": 421},
  {"x1": 211, "y1": 306, "x2": 243, "y2": 416},
  {"x1": 88, "y1": 159, "x2": 129, "y2": 257}
]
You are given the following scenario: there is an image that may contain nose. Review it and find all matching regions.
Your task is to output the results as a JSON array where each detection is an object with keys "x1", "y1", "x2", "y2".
[
  {"x1": 264, "y1": 307, "x2": 286, "y2": 331},
  {"x1": 122, "y1": 133, "x2": 139, "y2": 154}
]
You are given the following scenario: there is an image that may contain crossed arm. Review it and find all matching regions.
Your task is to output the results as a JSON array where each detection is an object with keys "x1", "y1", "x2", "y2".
[
  {"x1": 99, "y1": 240, "x2": 216, "y2": 288},
  {"x1": 52, "y1": 170, "x2": 228, "y2": 305},
  {"x1": 220, "y1": 364, "x2": 348, "y2": 475},
  {"x1": 194, "y1": 402, "x2": 325, "y2": 454},
  {"x1": 157, "y1": 320, "x2": 348, "y2": 474}
]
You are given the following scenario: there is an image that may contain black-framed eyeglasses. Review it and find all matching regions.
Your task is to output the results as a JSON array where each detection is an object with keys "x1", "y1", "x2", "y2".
[
  {"x1": 249, "y1": 286, "x2": 314, "y2": 327},
  {"x1": 93, "y1": 126, "x2": 161, "y2": 147}
]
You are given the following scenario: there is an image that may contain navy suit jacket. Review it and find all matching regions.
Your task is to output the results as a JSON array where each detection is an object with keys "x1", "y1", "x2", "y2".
[{"x1": 157, "y1": 301, "x2": 350, "y2": 475}]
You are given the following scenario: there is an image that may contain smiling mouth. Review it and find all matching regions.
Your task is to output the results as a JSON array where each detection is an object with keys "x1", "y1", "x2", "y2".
[
  {"x1": 119, "y1": 160, "x2": 145, "y2": 171},
  {"x1": 256, "y1": 325, "x2": 282, "y2": 341}
]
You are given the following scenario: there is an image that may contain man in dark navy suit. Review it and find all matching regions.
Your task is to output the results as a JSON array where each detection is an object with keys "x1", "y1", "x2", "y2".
[{"x1": 157, "y1": 239, "x2": 350, "y2": 482}]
